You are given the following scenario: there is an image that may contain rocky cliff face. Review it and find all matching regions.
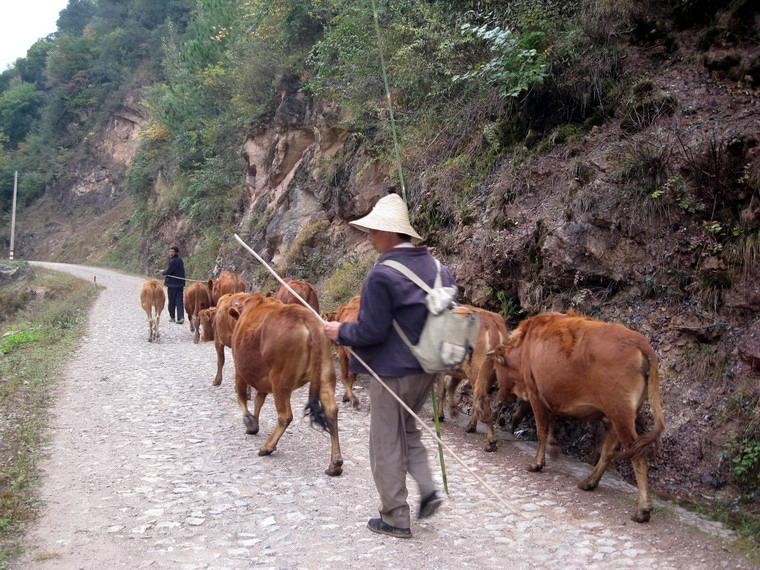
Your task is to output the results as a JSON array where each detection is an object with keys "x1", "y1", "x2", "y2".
[{"x1": 219, "y1": 90, "x2": 392, "y2": 285}]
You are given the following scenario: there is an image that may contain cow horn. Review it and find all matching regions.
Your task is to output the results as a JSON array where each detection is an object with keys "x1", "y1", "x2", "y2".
[{"x1": 486, "y1": 349, "x2": 495, "y2": 356}]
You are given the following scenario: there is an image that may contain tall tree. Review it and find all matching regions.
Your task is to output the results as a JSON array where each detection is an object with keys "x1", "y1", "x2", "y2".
[{"x1": 56, "y1": 0, "x2": 97, "y2": 36}]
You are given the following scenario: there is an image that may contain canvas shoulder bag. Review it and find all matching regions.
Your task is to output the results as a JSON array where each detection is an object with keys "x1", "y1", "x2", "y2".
[{"x1": 381, "y1": 258, "x2": 480, "y2": 374}]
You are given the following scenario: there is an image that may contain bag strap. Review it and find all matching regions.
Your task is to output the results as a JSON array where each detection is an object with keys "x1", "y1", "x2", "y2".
[
  {"x1": 381, "y1": 258, "x2": 442, "y2": 293},
  {"x1": 381, "y1": 258, "x2": 442, "y2": 351},
  {"x1": 392, "y1": 320, "x2": 415, "y2": 350}
]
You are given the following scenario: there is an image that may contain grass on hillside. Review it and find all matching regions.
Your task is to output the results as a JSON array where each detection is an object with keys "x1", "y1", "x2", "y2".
[{"x1": 0, "y1": 264, "x2": 100, "y2": 568}]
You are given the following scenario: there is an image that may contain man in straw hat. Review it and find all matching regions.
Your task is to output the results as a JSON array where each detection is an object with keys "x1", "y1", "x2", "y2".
[{"x1": 325, "y1": 193, "x2": 454, "y2": 538}]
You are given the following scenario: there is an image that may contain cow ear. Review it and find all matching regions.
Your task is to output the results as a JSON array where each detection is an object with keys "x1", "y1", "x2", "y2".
[{"x1": 229, "y1": 308, "x2": 240, "y2": 320}]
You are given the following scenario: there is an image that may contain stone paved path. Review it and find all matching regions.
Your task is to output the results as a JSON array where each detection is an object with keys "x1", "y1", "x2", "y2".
[{"x1": 14, "y1": 263, "x2": 756, "y2": 569}]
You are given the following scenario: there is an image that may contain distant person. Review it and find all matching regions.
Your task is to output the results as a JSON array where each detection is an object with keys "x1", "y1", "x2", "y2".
[{"x1": 160, "y1": 245, "x2": 185, "y2": 324}]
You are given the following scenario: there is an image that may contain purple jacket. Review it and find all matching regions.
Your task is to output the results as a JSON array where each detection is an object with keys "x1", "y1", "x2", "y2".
[{"x1": 338, "y1": 246, "x2": 456, "y2": 377}]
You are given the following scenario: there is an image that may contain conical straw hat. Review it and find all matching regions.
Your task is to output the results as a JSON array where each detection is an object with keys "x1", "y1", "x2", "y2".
[{"x1": 349, "y1": 194, "x2": 423, "y2": 240}]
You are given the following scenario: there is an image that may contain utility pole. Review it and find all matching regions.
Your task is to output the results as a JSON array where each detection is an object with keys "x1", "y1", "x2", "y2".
[{"x1": 9, "y1": 170, "x2": 17, "y2": 260}]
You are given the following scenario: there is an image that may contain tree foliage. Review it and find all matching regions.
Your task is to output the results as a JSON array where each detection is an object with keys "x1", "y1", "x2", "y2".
[
  {"x1": 0, "y1": 0, "x2": 621, "y2": 233},
  {"x1": 0, "y1": 81, "x2": 43, "y2": 147}
]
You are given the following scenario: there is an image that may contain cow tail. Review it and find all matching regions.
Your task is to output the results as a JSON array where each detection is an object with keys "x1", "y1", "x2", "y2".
[
  {"x1": 304, "y1": 322, "x2": 331, "y2": 433},
  {"x1": 620, "y1": 343, "x2": 665, "y2": 459},
  {"x1": 208, "y1": 280, "x2": 215, "y2": 305}
]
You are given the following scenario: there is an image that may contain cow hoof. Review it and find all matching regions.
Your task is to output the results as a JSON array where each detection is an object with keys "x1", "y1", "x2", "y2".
[
  {"x1": 325, "y1": 461, "x2": 343, "y2": 477},
  {"x1": 484, "y1": 441, "x2": 498, "y2": 453},
  {"x1": 342, "y1": 394, "x2": 350, "y2": 403},
  {"x1": 528, "y1": 463, "x2": 544, "y2": 473},
  {"x1": 351, "y1": 397, "x2": 360, "y2": 410},
  {"x1": 632, "y1": 508, "x2": 651, "y2": 523},
  {"x1": 258, "y1": 447, "x2": 274, "y2": 456},
  {"x1": 464, "y1": 423, "x2": 477, "y2": 434},
  {"x1": 243, "y1": 415, "x2": 259, "y2": 435},
  {"x1": 578, "y1": 480, "x2": 598, "y2": 491},
  {"x1": 437, "y1": 415, "x2": 445, "y2": 423},
  {"x1": 212, "y1": 379, "x2": 222, "y2": 387}
]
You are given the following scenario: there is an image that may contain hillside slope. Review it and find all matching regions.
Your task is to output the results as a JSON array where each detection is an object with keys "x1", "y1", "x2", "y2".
[{"x1": 4, "y1": 0, "x2": 759, "y2": 538}]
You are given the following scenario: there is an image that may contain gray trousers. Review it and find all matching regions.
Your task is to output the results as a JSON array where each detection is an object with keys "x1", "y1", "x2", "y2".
[{"x1": 369, "y1": 373, "x2": 437, "y2": 529}]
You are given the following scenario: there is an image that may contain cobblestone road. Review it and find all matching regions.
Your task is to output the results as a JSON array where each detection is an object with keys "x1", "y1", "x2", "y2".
[{"x1": 14, "y1": 263, "x2": 756, "y2": 569}]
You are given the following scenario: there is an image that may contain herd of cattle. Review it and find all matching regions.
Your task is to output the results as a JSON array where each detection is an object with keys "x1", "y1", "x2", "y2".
[{"x1": 139, "y1": 271, "x2": 665, "y2": 524}]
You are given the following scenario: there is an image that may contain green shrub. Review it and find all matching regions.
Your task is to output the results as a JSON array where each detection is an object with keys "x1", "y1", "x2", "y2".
[
  {"x1": 185, "y1": 230, "x2": 223, "y2": 279},
  {"x1": 732, "y1": 439, "x2": 760, "y2": 489},
  {"x1": 0, "y1": 330, "x2": 41, "y2": 354},
  {"x1": 279, "y1": 220, "x2": 332, "y2": 282},
  {"x1": 620, "y1": 78, "x2": 677, "y2": 133},
  {"x1": 454, "y1": 22, "x2": 547, "y2": 99},
  {"x1": 484, "y1": 287, "x2": 524, "y2": 320},
  {"x1": 322, "y1": 252, "x2": 376, "y2": 310}
]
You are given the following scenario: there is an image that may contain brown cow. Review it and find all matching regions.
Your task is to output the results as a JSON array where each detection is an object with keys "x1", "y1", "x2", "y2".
[
  {"x1": 433, "y1": 305, "x2": 509, "y2": 452},
  {"x1": 274, "y1": 278, "x2": 320, "y2": 313},
  {"x1": 198, "y1": 307, "x2": 217, "y2": 341},
  {"x1": 333, "y1": 295, "x2": 360, "y2": 408},
  {"x1": 211, "y1": 293, "x2": 251, "y2": 386},
  {"x1": 184, "y1": 281, "x2": 213, "y2": 343},
  {"x1": 210, "y1": 271, "x2": 246, "y2": 305},
  {"x1": 229, "y1": 294, "x2": 343, "y2": 476},
  {"x1": 488, "y1": 312, "x2": 665, "y2": 523},
  {"x1": 140, "y1": 280, "x2": 165, "y2": 343}
]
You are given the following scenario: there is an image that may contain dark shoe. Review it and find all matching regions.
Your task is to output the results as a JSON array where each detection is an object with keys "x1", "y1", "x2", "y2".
[
  {"x1": 176, "y1": 319, "x2": 184, "y2": 325},
  {"x1": 418, "y1": 491, "x2": 444, "y2": 519},
  {"x1": 169, "y1": 318, "x2": 175, "y2": 323},
  {"x1": 367, "y1": 518, "x2": 411, "y2": 539}
]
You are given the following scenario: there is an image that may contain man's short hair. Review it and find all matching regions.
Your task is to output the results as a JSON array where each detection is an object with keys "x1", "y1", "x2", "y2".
[
  {"x1": 170, "y1": 246, "x2": 179, "y2": 253},
  {"x1": 396, "y1": 233, "x2": 412, "y2": 242}
]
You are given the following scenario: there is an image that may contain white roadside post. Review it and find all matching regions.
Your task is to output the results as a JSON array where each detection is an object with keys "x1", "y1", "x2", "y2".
[{"x1": 9, "y1": 170, "x2": 18, "y2": 260}]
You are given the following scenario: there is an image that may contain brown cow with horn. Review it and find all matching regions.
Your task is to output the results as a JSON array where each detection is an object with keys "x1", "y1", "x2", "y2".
[
  {"x1": 229, "y1": 294, "x2": 343, "y2": 476},
  {"x1": 209, "y1": 292, "x2": 250, "y2": 386},
  {"x1": 274, "y1": 278, "x2": 320, "y2": 313},
  {"x1": 210, "y1": 271, "x2": 246, "y2": 305},
  {"x1": 184, "y1": 281, "x2": 213, "y2": 343},
  {"x1": 487, "y1": 312, "x2": 665, "y2": 523},
  {"x1": 198, "y1": 306, "x2": 216, "y2": 342}
]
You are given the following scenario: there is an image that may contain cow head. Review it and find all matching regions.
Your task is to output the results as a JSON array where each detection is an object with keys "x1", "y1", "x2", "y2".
[
  {"x1": 486, "y1": 342, "x2": 525, "y2": 403},
  {"x1": 199, "y1": 307, "x2": 217, "y2": 341},
  {"x1": 227, "y1": 293, "x2": 273, "y2": 321}
]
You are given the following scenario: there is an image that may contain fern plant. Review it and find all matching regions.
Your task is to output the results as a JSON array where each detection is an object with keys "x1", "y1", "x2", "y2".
[{"x1": 453, "y1": 22, "x2": 547, "y2": 99}]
